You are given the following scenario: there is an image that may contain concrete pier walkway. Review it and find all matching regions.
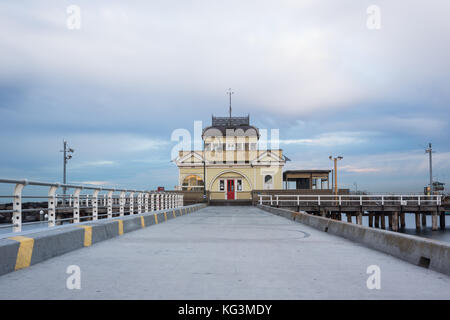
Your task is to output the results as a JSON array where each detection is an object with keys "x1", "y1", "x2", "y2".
[{"x1": 0, "y1": 206, "x2": 449, "y2": 299}]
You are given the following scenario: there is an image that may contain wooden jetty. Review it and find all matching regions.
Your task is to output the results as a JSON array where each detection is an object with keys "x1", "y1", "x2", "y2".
[{"x1": 258, "y1": 194, "x2": 447, "y2": 231}]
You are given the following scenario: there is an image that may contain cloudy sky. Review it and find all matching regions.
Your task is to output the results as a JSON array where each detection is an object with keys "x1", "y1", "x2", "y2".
[{"x1": 0, "y1": 0, "x2": 449, "y2": 193}]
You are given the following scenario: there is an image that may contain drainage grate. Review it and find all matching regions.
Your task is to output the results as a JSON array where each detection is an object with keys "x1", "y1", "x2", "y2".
[{"x1": 418, "y1": 256, "x2": 431, "y2": 269}]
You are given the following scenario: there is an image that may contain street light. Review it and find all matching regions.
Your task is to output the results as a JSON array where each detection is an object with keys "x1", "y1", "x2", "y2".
[
  {"x1": 425, "y1": 143, "x2": 433, "y2": 195},
  {"x1": 329, "y1": 155, "x2": 343, "y2": 196},
  {"x1": 202, "y1": 141, "x2": 207, "y2": 201},
  {"x1": 60, "y1": 140, "x2": 75, "y2": 196}
]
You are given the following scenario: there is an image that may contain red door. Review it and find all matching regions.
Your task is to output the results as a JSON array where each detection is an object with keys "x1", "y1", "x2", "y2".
[{"x1": 227, "y1": 180, "x2": 235, "y2": 200}]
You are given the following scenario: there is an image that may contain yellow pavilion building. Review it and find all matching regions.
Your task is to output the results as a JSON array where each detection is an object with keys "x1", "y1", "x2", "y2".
[{"x1": 175, "y1": 115, "x2": 286, "y2": 200}]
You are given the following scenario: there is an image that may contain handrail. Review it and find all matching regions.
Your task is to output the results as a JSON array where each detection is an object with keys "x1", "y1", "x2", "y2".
[
  {"x1": 258, "y1": 194, "x2": 442, "y2": 205},
  {"x1": 0, "y1": 178, "x2": 184, "y2": 233}
]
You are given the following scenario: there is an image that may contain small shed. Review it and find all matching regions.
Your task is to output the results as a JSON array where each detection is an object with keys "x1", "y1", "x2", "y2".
[{"x1": 283, "y1": 170, "x2": 331, "y2": 190}]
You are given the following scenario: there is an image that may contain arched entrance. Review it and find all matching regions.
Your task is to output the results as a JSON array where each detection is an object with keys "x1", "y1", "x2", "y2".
[{"x1": 209, "y1": 170, "x2": 252, "y2": 200}]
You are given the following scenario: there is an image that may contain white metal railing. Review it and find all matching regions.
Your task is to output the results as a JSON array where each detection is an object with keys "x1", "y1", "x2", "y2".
[
  {"x1": 258, "y1": 194, "x2": 443, "y2": 206},
  {"x1": 0, "y1": 178, "x2": 184, "y2": 233}
]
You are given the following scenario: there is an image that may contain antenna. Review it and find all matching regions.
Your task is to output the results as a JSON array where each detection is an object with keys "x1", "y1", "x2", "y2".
[{"x1": 226, "y1": 88, "x2": 234, "y2": 126}]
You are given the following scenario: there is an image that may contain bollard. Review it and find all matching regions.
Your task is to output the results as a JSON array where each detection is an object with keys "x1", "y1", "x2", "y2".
[
  {"x1": 137, "y1": 192, "x2": 142, "y2": 214},
  {"x1": 129, "y1": 192, "x2": 135, "y2": 215},
  {"x1": 73, "y1": 188, "x2": 82, "y2": 224},
  {"x1": 92, "y1": 189, "x2": 100, "y2": 221},
  {"x1": 13, "y1": 183, "x2": 26, "y2": 232},
  {"x1": 48, "y1": 185, "x2": 58, "y2": 228},
  {"x1": 144, "y1": 193, "x2": 149, "y2": 213},
  {"x1": 107, "y1": 191, "x2": 113, "y2": 219},
  {"x1": 151, "y1": 193, "x2": 155, "y2": 211},
  {"x1": 119, "y1": 191, "x2": 125, "y2": 217}
]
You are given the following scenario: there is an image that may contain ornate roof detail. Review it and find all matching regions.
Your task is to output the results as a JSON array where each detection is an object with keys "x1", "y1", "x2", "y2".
[
  {"x1": 212, "y1": 115, "x2": 249, "y2": 127},
  {"x1": 203, "y1": 114, "x2": 259, "y2": 138}
]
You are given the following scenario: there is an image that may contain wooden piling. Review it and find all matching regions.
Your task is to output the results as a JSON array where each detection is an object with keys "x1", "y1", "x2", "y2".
[
  {"x1": 415, "y1": 213, "x2": 421, "y2": 230},
  {"x1": 422, "y1": 213, "x2": 427, "y2": 227},
  {"x1": 346, "y1": 213, "x2": 352, "y2": 223},
  {"x1": 368, "y1": 213, "x2": 374, "y2": 228},
  {"x1": 440, "y1": 212, "x2": 446, "y2": 230},
  {"x1": 357, "y1": 212, "x2": 362, "y2": 225},
  {"x1": 400, "y1": 212, "x2": 406, "y2": 229},
  {"x1": 392, "y1": 212, "x2": 398, "y2": 232},
  {"x1": 380, "y1": 214, "x2": 386, "y2": 229},
  {"x1": 374, "y1": 214, "x2": 380, "y2": 228},
  {"x1": 388, "y1": 214, "x2": 393, "y2": 229},
  {"x1": 432, "y1": 212, "x2": 438, "y2": 231}
]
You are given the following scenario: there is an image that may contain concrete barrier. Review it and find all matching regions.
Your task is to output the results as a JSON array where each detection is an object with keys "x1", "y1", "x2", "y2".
[
  {"x1": 257, "y1": 204, "x2": 450, "y2": 276},
  {"x1": 0, "y1": 203, "x2": 207, "y2": 276}
]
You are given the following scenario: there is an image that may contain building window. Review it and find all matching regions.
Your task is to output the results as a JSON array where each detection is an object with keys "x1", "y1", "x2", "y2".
[
  {"x1": 213, "y1": 143, "x2": 221, "y2": 152},
  {"x1": 219, "y1": 179, "x2": 225, "y2": 191},
  {"x1": 226, "y1": 143, "x2": 236, "y2": 151},
  {"x1": 237, "y1": 179, "x2": 242, "y2": 191},
  {"x1": 182, "y1": 175, "x2": 204, "y2": 191},
  {"x1": 249, "y1": 143, "x2": 257, "y2": 150},
  {"x1": 264, "y1": 175, "x2": 273, "y2": 190}
]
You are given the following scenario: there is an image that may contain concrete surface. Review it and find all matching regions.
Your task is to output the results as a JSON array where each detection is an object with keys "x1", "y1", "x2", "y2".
[
  {"x1": 0, "y1": 204, "x2": 206, "y2": 276},
  {"x1": 258, "y1": 205, "x2": 450, "y2": 276},
  {"x1": 0, "y1": 206, "x2": 449, "y2": 299}
]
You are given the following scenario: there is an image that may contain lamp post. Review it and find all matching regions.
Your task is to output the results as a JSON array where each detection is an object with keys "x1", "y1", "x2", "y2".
[
  {"x1": 203, "y1": 141, "x2": 207, "y2": 201},
  {"x1": 61, "y1": 140, "x2": 74, "y2": 196},
  {"x1": 425, "y1": 143, "x2": 433, "y2": 195},
  {"x1": 329, "y1": 155, "x2": 343, "y2": 196}
]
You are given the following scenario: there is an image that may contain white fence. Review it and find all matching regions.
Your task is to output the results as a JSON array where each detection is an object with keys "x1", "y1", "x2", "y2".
[
  {"x1": 0, "y1": 178, "x2": 184, "y2": 233},
  {"x1": 258, "y1": 194, "x2": 442, "y2": 206}
]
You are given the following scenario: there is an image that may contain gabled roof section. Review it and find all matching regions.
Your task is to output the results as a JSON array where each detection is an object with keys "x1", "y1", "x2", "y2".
[
  {"x1": 176, "y1": 151, "x2": 204, "y2": 164},
  {"x1": 251, "y1": 150, "x2": 285, "y2": 164}
]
